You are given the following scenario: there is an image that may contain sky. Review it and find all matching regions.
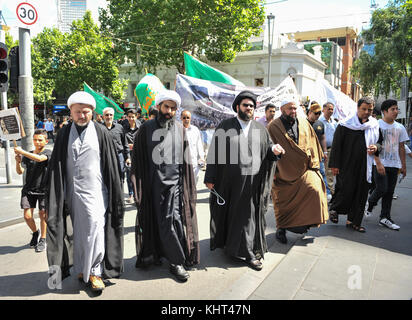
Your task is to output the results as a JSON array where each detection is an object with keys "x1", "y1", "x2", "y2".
[{"x1": 1, "y1": 0, "x2": 391, "y2": 40}]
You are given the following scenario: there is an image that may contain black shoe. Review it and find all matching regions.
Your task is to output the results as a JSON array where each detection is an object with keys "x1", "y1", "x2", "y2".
[
  {"x1": 30, "y1": 230, "x2": 40, "y2": 248},
  {"x1": 169, "y1": 264, "x2": 190, "y2": 282},
  {"x1": 245, "y1": 258, "x2": 263, "y2": 271},
  {"x1": 276, "y1": 228, "x2": 287, "y2": 244}
]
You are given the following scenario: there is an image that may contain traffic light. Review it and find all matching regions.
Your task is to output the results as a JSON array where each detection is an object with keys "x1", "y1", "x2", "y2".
[
  {"x1": 9, "y1": 46, "x2": 19, "y2": 93},
  {"x1": 0, "y1": 42, "x2": 9, "y2": 93}
]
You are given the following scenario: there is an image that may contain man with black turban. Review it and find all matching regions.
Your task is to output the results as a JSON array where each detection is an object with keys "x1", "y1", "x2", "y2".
[{"x1": 204, "y1": 90, "x2": 285, "y2": 270}]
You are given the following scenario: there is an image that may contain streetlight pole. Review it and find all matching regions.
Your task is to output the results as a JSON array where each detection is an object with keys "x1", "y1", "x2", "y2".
[{"x1": 267, "y1": 13, "x2": 275, "y2": 87}]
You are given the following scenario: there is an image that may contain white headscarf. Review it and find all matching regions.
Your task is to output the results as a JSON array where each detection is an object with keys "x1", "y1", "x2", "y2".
[{"x1": 340, "y1": 114, "x2": 380, "y2": 183}]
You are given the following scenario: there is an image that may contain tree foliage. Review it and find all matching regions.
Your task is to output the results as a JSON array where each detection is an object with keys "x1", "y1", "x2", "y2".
[
  {"x1": 351, "y1": 0, "x2": 411, "y2": 97},
  {"x1": 99, "y1": 0, "x2": 265, "y2": 74},
  {"x1": 31, "y1": 11, "x2": 128, "y2": 107}
]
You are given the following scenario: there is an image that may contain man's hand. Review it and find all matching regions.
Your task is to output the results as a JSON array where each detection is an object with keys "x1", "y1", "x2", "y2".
[
  {"x1": 14, "y1": 146, "x2": 23, "y2": 155},
  {"x1": 376, "y1": 162, "x2": 385, "y2": 176},
  {"x1": 323, "y1": 151, "x2": 328, "y2": 161},
  {"x1": 205, "y1": 182, "x2": 214, "y2": 190},
  {"x1": 331, "y1": 168, "x2": 339, "y2": 176},
  {"x1": 400, "y1": 166, "x2": 407, "y2": 177},
  {"x1": 125, "y1": 158, "x2": 131, "y2": 166},
  {"x1": 273, "y1": 144, "x2": 285, "y2": 156},
  {"x1": 367, "y1": 144, "x2": 377, "y2": 155}
]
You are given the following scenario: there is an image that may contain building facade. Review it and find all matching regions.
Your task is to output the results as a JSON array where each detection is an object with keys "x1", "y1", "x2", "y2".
[
  {"x1": 57, "y1": 0, "x2": 87, "y2": 33},
  {"x1": 120, "y1": 37, "x2": 326, "y2": 108},
  {"x1": 287, "y1": 27, "x2": 362, "y2": 101}
]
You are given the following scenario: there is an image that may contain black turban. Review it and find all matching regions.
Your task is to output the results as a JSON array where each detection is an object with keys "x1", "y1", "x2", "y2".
[{"x1": 232, "y1": 90, "x2": 257, "y2": 112}]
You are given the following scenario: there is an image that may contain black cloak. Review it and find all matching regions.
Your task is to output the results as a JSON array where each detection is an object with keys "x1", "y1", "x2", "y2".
[
  {"x1": 204, "y1": 117, "x2": 278, "y2": 260},
  {"x1": 130, "y1": 118, "x2": 200, "y2": 267},
  {"x1": 46, "y1": 122, "x2": 124, "y2": 280}
]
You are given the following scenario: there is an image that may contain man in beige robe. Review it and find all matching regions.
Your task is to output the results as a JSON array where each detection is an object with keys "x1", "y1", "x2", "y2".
[{"x1": 267, "y1": 98, "x2": 329, "y2": 243}]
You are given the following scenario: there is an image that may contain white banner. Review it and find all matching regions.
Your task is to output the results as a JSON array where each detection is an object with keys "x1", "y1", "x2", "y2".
[
  {"x1": 312, "y1": 78, "x2": 357, "y2": 121},
  {"x1": 175, "y1": 74, "x2": 302, "y2": 130}
]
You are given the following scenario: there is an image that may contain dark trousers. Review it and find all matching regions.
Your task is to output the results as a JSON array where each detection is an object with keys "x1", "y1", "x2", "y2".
[{"x1": 368, "y1": 166, "x2": 398, "y2": 219}]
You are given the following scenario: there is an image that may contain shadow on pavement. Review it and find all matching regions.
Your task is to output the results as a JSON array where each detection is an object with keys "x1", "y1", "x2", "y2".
[{"x1": 0, "y1": 244, "x2": 28, "y2": 255}]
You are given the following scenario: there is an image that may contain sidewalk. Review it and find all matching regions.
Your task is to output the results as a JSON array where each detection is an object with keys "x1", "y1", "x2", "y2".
[{"x1": 248, "y1": 157, "x2": 412, "y2": 300}]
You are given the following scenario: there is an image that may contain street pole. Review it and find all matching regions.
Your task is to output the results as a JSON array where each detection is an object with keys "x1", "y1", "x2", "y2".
[
  {"x1": 0, "y1": 29, "x2": 12, "y2": 183},
  {"x1": 18, "y1": 27, "x2": 34, "y2": 152},
  {"x1": 267, "y1": 13, "x2": 275, "y2": 87}
]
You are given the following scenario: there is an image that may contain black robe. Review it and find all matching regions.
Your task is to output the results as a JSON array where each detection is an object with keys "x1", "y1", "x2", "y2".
[
  {"x1": 46, "y1": 122, "x2": 124, "y2": 280},
  {"x1": 329, "y1": 124, "x2": 382, "y2": 225},
  {"x1": 131, "y1": 118, "x2": 199, "y2": 267},
  {"x1": 204, "y1": 117, "x2": 278, "y2": 260}
]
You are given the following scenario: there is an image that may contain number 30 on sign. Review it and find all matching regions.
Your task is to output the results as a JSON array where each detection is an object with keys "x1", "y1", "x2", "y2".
[{"x1": 16, "y1": 2, "x2": 38, "y2": 26}]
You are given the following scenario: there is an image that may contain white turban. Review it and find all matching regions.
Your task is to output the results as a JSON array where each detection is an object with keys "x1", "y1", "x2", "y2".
[
  {"x1": 280, "y1": 96, "x2": 298, "y2": 107},
  {"x1": 67, "y1": 91, "x2": 96, "y2": 110},
  {"x1": 155, "y1": 90, "x2": 181, "y2": 109}
]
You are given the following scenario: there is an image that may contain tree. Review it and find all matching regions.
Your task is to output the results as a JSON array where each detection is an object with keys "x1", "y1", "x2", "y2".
[
  {"x1": 31, "y1": 11, "x2": 128, "y2": 108},
  {"x1": 99, "y1": 0, "x2": 265, "y2": 74},
  {"x1": 351, "y1": 0, "x2": 411, "y2": 97}
]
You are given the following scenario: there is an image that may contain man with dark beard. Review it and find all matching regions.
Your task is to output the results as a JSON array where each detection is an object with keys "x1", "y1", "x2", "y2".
[
  {"x1": 267, "y1": 97, "x2": 329, "y2": 244},
  {"x1": 130, "y1": 89, "x2": 199, "y2": 282},
  {"x1": 204, "y1": 91, "x2": 284, "y2": 271}
]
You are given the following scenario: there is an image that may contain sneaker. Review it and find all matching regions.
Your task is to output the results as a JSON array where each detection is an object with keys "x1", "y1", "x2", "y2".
[
  {"x1": 379, "y1": 218, "x2": 400, "y2": 230},
  {"x1": 364, "y1": 209, "x2": 373, "y2": 217},
  {"x1": 393, "y1": 195, "x2": 398, "y2": 200},
  {"x1": 35, "y1": 238, "x2": 47, "y2": 252},
  {"x1": 29, "y1": 230, "x2": 40, "y2": 248},
  {"x1": 388, "y1": 218, "x2": 400, "y2": 230}
]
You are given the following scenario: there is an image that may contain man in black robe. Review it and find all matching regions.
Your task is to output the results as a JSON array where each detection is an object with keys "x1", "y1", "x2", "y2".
[
  {"x1": 46, "y1": 91, "x2": 124, "y2": 291},
  {"x1": 130, "y1": 89, "x2": 199, "y2": 282},
  {"x1": 204, "y1": 91, "x2": 284, "y2": 271},
  {"x1": 329, "y1": 96, "x2": 383, "y2": 232}
]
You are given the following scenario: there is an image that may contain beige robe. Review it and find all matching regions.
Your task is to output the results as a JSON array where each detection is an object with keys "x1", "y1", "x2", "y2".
[{"x1": 268, "y1": 117, "x2": 328, "y2": 229}]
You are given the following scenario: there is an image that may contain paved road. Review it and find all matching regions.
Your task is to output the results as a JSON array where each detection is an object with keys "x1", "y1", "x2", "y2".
[{"x1": 1, "y1": 142, "x2": 411, "y2": 300}]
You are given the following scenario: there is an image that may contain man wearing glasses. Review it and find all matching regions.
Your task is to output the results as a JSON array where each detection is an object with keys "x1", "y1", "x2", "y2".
[
  {"x1": 205, "y1": 90, "x2": 284, "y2": 271},
  {"x1": 181, "y1": 110, "x2": 205, "y2": 182},
  {"x1": 102, "y1": 108, "x2": 131, "y2": 187},
  {"x1": 307, "y1": 102, "x2": 331, "y2": 201}
]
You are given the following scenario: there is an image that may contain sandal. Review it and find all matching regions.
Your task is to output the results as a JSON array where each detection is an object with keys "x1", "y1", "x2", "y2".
[
  {"x1": 330, "y1": 211, "x2": 339, "y2": 224},
  {"x1": 348, "y1": 224, "x2": 366, "y2": 233}
]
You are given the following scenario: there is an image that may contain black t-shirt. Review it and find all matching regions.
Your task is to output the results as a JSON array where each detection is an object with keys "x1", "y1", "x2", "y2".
[
  {"x1": 309, "y1": 119, "x2": 325, "y2": 142},
  {"x1": 22, "y1": 149, "x2": 52, "y2": 196}
]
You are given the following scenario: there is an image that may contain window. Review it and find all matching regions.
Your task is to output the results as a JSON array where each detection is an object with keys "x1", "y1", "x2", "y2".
[{"x1": 255, "y1": 78, "x2": 264, "y2": 87}]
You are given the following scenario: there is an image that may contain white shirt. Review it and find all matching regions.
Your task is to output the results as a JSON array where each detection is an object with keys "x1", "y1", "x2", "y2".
[
  {"x1": 376, "y1": 119, "x2": 409, "y2": 169},
  {"x1": 237, "y1": 116, "x2": 252, "y2": 137},
  {"x1": 185, "y1": 124, "x2": 205, "y2": 167}
]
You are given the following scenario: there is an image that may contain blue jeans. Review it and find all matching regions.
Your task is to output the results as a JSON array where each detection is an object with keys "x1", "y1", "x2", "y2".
[{"x1": 320, "y1": 160, "x2": 331, "y2": 196}]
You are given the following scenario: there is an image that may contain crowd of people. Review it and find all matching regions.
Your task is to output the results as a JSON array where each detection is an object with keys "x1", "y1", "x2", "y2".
[{"x1": 12, "y1": 89, "x2": 410, "y2": 292}]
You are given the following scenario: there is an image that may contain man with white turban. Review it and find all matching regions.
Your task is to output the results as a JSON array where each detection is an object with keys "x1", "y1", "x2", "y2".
[
  {"x1": 130, "y1": 89, "x2": 199, "y2": 282},
  {"x1": 267, "y1": 96, "x2": 329, "y2": 244},
  {"x1": 46, "y1": 91, "x2": 124, "y2": 291}
]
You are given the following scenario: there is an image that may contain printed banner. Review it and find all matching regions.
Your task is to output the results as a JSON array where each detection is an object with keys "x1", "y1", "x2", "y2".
[
  {"x1": 0, "y1": 108, "x2": 23, "y2": 140},
  {"x1": 175, "y1": 74, "x2": 302, "y2": 130}
]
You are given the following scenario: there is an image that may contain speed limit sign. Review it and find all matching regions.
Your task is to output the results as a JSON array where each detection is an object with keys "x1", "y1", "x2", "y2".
[{"x1": 16, "y1": 2, "x2": 38, "y2": 26}]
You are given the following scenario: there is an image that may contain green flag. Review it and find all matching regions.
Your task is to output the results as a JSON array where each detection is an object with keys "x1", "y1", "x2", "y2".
[
  {"x1": 134, "y1": 73, "x2": 165, "y2": 117},
  {"x1": 184, "y1": 52, "x2": 245, "y2": 86},
  {"x1": 83, "y1": 82, "x2": 124, "y2": 120}
]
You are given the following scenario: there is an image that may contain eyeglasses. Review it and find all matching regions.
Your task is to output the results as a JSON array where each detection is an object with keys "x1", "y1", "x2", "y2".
[
  {"x1": 241, "y1": 103, "x2": 255, "y2": 108},
  {"x1": 314, "y1": 112, "x2": 321, "y2": 116},
  {"x1": 182, "y1": 117, "x2": 190, "y2": 119}
]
